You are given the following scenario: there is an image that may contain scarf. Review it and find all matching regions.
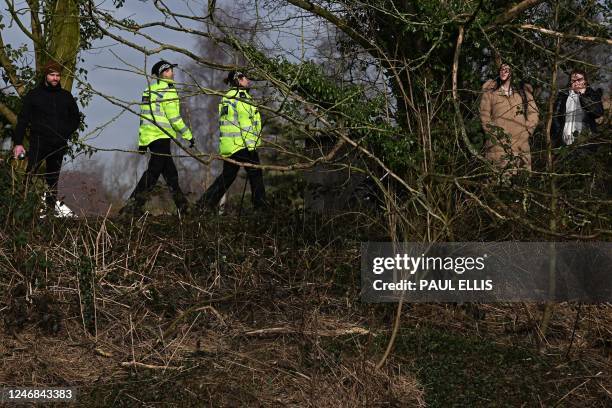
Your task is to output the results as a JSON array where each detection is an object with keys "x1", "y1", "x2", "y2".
[{"x1": 562, "y1": 90, "x2": 584, "y2": 145}]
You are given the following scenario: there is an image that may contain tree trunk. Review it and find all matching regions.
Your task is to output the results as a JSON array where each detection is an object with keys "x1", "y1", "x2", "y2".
[{"x1": 46, "y1": 0, "x2": 80, "y2": 91}]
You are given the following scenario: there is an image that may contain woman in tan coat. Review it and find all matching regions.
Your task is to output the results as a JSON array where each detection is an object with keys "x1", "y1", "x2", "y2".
[{"x1": 480, "y1": 64, "x2": 539, "y2": 171}]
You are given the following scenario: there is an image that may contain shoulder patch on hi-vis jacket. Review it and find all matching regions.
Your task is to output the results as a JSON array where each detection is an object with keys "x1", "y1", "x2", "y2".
[
  {"x1": 220, "y1": 105, "x2": 229, "y2": 116},
  {"x1": 141, "y1": 95, "x2": 150, "y2": 103},
  {"x1": 239, "y1": 91, "x2": 246, "y2": 98}
]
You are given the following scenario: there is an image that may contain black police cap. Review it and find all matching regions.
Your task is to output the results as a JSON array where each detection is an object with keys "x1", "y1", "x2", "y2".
[{"x1": 151, "y1": 60, "x2": 178, "y2": 77}]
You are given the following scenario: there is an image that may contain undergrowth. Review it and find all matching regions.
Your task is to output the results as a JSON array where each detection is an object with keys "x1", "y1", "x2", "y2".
[{"x1": 0, "y1": 158, "x2": 610, "y2": 407}]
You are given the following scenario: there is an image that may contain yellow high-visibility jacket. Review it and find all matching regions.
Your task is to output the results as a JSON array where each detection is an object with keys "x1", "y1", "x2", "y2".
[
  {"x1": 138, "y1": 79, "x2": 193, "y2": 146},
  {"x1": 218, "y1": 88, "x2": 261, "y2": 157}
]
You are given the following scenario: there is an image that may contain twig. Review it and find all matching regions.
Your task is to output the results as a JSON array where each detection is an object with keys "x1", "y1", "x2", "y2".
[
  {"x1": 120, "y1": 361, "x2": 183, "y2": 370},
  {"x1": 94, "y1": 347, "x2": 113, "y2": 358},
  {"x1": 161, "y1": 294, "x2": 236, "y2": 340},
  {"x1": 564, "y1": 303, "x2": 582, "y2": 360},
  {"x1": 244, "y1": 326, "x2": 370, "y2": 337},
  {"x1": 554, "y1": 376, "x2": 596, "y2": 407}
]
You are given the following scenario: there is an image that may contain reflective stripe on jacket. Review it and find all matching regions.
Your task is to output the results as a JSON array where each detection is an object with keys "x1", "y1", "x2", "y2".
[
  {"x1": 218, "y1": 88, "x2": 262, "y2": 157},
  {"x1": 138, "y1": 79, "x2": 193, "y2": 147}
]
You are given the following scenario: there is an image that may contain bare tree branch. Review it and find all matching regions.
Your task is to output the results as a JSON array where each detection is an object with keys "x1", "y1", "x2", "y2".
[
  {"x1": 26, "y1": 0, "x2": 44, "y2": 70},
  {"x1": 518, "y1": 24, "x2": 612, "y2": 45},
  {"x1": 0, "y1": 33, "x2": 25, "y2": 95},
  {"x1": 0, "y1": 99, "x2": 17, "y2": 126},
  {"x1": 88, "y1": 6, "x2": 236, "y2": 71},
  {"x1": 488, "y1": 0, "x2": 546, "y2": 28},
  {"x1": 284, "y1": 0, "x2": 381, "y2": 60},
  {"x1": 4, "y1": 0, "x2": 43, "y2": 49},
  {"x1": 451, "y1": 25, "x2": 485, "y2": 160}
]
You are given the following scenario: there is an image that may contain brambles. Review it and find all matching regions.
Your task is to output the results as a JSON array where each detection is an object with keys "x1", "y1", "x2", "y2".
[
  {"x1": 0, "y1": 211, "x2": 609, "y2": 405},
  {"x1": 0, "y1": 158, "x2": 38, "y2": 227}
]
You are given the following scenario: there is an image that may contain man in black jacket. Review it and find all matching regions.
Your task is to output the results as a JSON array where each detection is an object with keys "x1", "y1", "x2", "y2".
[
  {"x1": 12, "y1": 60, "x2": 80, "y2": 211},
  {"x1": 551, "y1": 69, "x2": 604, "y2": 147}
]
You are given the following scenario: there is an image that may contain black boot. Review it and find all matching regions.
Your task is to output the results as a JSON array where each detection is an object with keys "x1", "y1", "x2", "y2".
[
  {"x1": 195, "y1": 192, "x2": 216, "y2": 212},
  {"x1": 172, "y1": 190, "x2": 189, "y2": 214}
]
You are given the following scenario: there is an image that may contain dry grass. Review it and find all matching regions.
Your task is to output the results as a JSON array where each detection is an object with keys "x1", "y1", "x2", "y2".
[
  {"x1": 0, "y1": 212, "x2": 426, "y2": 406},
  {"x1": 0, "y1": 210, "x2": 610, "y2": 407}
]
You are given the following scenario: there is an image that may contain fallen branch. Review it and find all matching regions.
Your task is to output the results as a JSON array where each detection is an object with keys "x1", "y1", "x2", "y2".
[
  {"x1": 244, "y1": 326, "x2": 371, "y2": 337},
  {"x1": 120, "y1": 361, "x2": 183, "y2": 370}
]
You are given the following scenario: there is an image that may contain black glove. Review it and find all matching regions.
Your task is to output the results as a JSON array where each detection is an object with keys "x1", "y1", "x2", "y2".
[
  {"x1": 138, "y1": 145, "x2": 147, "y2": 155},
  {"x1": 188, "y1": 139, "x2": 195, "y2": 149}
]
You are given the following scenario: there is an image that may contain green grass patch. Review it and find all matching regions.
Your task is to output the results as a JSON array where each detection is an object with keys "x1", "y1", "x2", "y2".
[{"x1": 383, "y1": 326, "x2": 585, "y2": 407}]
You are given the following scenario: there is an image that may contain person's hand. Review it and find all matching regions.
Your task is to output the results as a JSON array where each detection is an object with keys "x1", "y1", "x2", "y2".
[
  {"x1": 188, "y1": 139, "x2": 195, "y2": 149},
  {"x1": 138, "y1": 145, "x2": 147, "y2": 155},
  {"x1": 13, "y1": 145, "x2": 25, "y2": 160}
]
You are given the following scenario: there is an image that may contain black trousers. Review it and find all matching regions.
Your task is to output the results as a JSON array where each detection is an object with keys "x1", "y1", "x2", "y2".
[
  {"x1": 129, "y1": 138, "x2": 187, "y2": 210},
  {"x1": 26, "y1": 142, "x2": 67, "y2": 207},
  {"x1": 199, "y1": 148, "x2": 266, "y2": 209}
]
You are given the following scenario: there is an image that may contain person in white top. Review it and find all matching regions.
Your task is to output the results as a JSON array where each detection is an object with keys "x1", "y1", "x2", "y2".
[{"x1": 552, "y1": 69, "x2": 603, "y2": 146}]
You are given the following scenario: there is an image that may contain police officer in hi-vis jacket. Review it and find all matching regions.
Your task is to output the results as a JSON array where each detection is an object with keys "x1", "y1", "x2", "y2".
[
  {"x1": 197, "y1": 71, "x2": 266, "y2": 211},
  {"x1": 121, "y1": 60, "x2": 194, "y2": 216}
]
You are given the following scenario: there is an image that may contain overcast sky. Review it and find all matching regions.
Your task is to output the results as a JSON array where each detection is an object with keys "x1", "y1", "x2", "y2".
[
  {"x1": 2, "y1": 1, "x2": 207, "y2": 173},
  {"x1": 1, "y1": 0, "x2": 326, "y2": 190}
]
